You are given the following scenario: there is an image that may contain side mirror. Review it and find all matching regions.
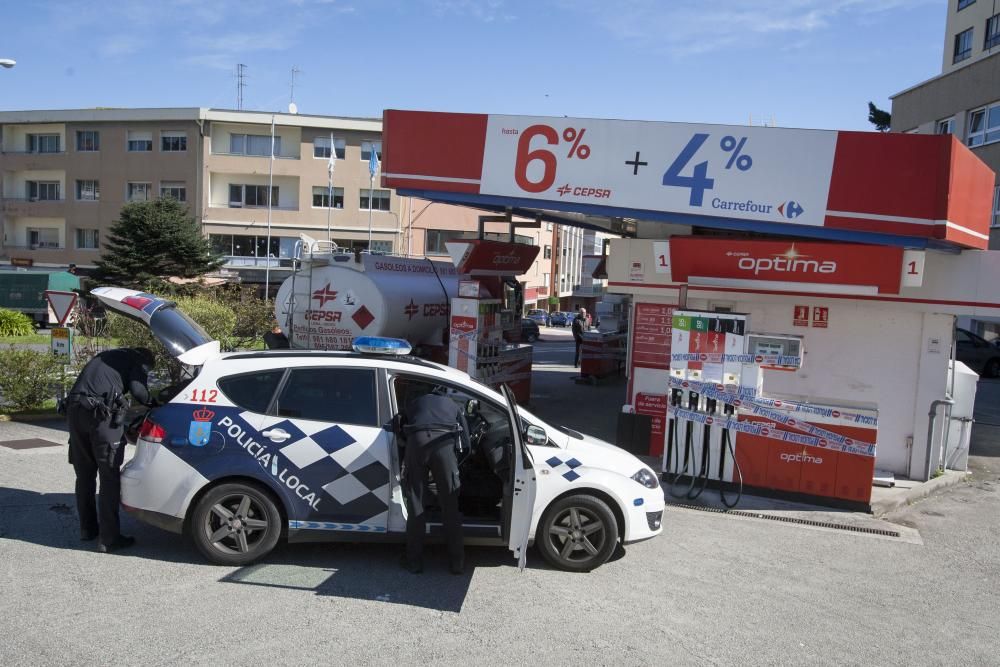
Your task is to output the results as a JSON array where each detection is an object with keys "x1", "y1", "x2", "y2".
[
  {"x1": 465, "y1": 398, "x2": 479, "y2": 416},
  {"x1": 525, "y1": 424, "x2": 547, "y2": 446}
]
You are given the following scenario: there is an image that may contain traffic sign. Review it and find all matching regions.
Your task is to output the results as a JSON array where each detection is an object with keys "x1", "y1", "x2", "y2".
[
  {"x1": 51, "y1": 327, "x2": 73, "y2": 358},
  {"x1": 44, "y1": 290, "x2": 78, "y2": 326}
]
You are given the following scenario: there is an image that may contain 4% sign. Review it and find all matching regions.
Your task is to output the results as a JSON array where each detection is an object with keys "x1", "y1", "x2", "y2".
[{"x1": 514, "y1": 124, "x2": 590, "y2": 193}]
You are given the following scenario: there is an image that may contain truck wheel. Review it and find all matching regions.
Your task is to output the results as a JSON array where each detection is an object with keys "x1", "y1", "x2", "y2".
[
  {"x1": 537, "y1": 494, "x2": 618, "y2": 572},
  {"x1": 191, "y1": 482, "x2": 282, "y2": 566}
]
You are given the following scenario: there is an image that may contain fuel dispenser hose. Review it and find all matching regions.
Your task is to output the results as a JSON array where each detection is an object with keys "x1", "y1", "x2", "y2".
[
  {"x1": 667, "y1": 391, "x2": 700, "y2": 499},
  {"x1": 718, "y1": 405, "x2": 743, "y2": 508}
]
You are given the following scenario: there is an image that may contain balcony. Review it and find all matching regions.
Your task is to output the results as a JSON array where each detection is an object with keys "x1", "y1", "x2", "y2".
[
  {"x1": 572, "y1": 282, "x2": 605, "y2": 297},
  {"x1": 1, "y1": 245, "x2": 69, "y2": 265},
  {"x1": 1, "y1": 196, "x2": 66, "y2": 216},
  {"x1": 0, "y1": 150, "x2": 67, "y2": 171}
]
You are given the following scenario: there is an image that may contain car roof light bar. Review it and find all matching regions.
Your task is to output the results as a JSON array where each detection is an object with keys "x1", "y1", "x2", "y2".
[{"x1": 352, "y1": 336, "x2": 412, "y2": 356}]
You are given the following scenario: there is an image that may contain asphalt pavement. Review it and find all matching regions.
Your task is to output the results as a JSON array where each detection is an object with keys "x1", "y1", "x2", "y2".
[{"x1": 1, "y1": 331, "x2": 998, "y2": 665}]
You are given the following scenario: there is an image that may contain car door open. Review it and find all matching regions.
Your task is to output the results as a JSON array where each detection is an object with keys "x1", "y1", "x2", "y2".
[{"x1": 500, "y1": 384, "x2": 536, "y2": 570}]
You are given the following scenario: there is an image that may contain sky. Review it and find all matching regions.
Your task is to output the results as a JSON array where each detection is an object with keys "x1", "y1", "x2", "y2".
[{"x1": 0, "y1": 0, "x2": 947, "y2": 131}]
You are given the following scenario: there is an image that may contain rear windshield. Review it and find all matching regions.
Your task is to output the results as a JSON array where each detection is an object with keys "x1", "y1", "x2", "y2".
[{"x1": 149, "y1": 307, "x2": 213, "y2": 357}]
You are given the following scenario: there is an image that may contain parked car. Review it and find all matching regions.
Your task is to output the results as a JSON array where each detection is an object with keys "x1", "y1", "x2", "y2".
[
  {"x1": 521, "y1": 318, "x2": 540, "y2": 342},
  {"x1": 525, "y1": 309, "x2": 549, "y2": 327},
  {"x1": 548, "y1": 311, "x2": 570, "y2": 327},
  {"x1": 93, "y1": 286, "x2": 664, "y2": 572},
  {"x1": 955, "y1": 328, "x2": 1000, "y2": 377}
]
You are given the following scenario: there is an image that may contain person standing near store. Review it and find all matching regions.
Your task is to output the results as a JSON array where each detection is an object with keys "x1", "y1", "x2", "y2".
[
  {"x1": 398, "y1": 384, "x2": 471, "y2": 575},
  {"x1": 66, "y1": 347, "x2": 156, "y2": 553},
  {"x1": 572, "y1": 307, "x2": 588, "y2": 367}
]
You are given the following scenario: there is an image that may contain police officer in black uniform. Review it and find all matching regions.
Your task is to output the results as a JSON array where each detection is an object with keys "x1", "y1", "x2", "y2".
[
  {"x1": 398, "y1": 384, "x2": 471, "y2": 574},
  {"x1": 66, "y1": 347, "x2": 156, "y2": 553}
]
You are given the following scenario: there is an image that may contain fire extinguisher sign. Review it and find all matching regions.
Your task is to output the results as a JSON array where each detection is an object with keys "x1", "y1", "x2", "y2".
[
  {"x1": 812, "y1": 306, "x2": 829, "y2": 328},
  {"x1": 793, "y1": 305, "x2": 809, "y2": 327}
]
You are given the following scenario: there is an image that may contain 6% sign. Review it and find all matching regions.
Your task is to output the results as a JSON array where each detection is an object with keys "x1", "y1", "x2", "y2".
[{"x1": 514, "y1": 124, "x2": 590, "y2": 193}]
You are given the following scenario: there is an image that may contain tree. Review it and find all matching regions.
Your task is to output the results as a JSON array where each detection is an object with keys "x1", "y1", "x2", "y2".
[
  {"x1": 94, "y1": 198, "x2": 224, "y2": 290},
  {"x1": 867, "y1": 102, "x2": 892, "y2": 133}
]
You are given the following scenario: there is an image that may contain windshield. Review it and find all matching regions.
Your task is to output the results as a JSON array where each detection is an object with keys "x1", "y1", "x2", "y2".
[{"x1": 149, "y1": 306, "x2": 213, "y2": 357}]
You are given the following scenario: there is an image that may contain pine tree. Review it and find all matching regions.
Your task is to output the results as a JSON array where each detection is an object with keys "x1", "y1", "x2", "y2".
[
  {"x1": 867, "y1": 102, "x2": 892, "y2": 133},
  {"x1": 94, "y1": 198, "x2": 224, "y2": 290}
]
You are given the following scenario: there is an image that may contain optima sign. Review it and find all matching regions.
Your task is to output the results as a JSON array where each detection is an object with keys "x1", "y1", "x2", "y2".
[{"x1": 669, "y1": 237, "x2": 904, "y2": 294}]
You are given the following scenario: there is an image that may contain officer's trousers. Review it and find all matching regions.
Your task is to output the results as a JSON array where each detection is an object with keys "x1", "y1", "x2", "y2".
[
  {"x1": 67, "y1": 401, "x2": 125, "y2": 546},
  {"x1": 403, "y1": 442, "x2": 463, "y2": 568}
]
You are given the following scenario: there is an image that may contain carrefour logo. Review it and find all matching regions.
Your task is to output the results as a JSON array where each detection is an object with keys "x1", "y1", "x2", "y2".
[{"x1": 777, "y1": 201, "x2": 804, "y2": 219}]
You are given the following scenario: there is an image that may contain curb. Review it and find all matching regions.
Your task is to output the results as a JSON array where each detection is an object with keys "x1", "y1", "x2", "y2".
[
  {"x1": 871, "y1": 470, "x2": 971, "y2": 516},
  {"x1": 0, "y1": 413, "x2": 62, "y2": 424}
]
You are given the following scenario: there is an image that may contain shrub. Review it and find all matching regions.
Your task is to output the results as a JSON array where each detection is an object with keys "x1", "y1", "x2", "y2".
[
  {"x1": 0, "y1": 309, "x2": 34, "y2": 337},
  {"x1": 0, "y1": 347, "x2": 66, "y2": 412},
  {"x1": 219, "y1": 287, "x2": 273, "y2": 349}
]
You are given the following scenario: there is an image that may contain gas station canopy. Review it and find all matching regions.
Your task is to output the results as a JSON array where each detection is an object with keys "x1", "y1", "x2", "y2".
[{"x1": 382, "y1": 110, "x2": 995, "y2": 250}]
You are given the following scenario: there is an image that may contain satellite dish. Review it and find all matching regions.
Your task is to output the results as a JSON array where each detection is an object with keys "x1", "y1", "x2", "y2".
[{"x1": 288, "y1": 102, "x2": 298, "y2": 114}]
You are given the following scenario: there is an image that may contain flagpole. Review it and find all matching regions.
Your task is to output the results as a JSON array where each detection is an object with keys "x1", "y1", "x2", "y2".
[
  {"x1": 367, "y1": 172, "x2": 374, "y2": 249},
  {"x1": 326, "y1": 132, "x2": 333, "y2": 244},
  {"x1": 265, "y1": 114, "x2": 275, "y2": 296}
]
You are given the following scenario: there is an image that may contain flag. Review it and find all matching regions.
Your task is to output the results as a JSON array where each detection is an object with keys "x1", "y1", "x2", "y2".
[
  {"x1": 368, "y1": 143, "x2": 379, "y2": 179},
  {"x1": 327, "y1": 133, "x2": 335, "y2": 177}
]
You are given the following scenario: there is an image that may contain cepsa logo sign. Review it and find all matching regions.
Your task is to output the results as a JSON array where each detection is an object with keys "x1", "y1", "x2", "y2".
[{"x1": 669, "y1": 237, "x2": 904, "y2": 294}]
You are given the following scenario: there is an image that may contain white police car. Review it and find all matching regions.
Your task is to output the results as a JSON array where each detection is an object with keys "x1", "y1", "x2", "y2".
[{"x1": 95, "y1": 287, "x2": 664, "y2": 572}]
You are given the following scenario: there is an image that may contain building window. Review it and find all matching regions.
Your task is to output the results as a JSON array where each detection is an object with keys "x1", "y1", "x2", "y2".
[
  {"x1": 986, "y1": 14, "x2": 1000, "y2": 50},
  {"x1": 229, "y1": 133, "x2": 279, "y2": 157},
  {"x1": 76, "y1": 180, "x2": 100, "y2": 201},
  {"x1": 76, "y1": 130, "x2": 100, "y2": 152},
  {"x1": 360, "y1": 188, "x2": 390, "y2": 211},
  {"x1": 313, "y1": 136, "x2": 345, "y2": 159},
  {"x1": 936, "y1": 118, "x2": 955, "y2": 135},
  {"x1": 161, "y1": 131, "x2": 187, "y2": 152},
  {"x1": 127, "y1": 182, "x2": 151, "y2": 202},
  {"x1": 312, "y1": 186, "x2": 344, "y2": 208},
  {"x1": 993, "y1": 186, "x2": 1000, "y2": 228},
  {"x1": 76, "y1": 228, "x2": 100, "y2": 249},
  {"x1": 228, "y1": 184, "x2": 278, "y2": 208},
  {"x1": 160, "y1": 181, "x2": 187, "y2": 202},
  {"x1": 958, "y1": 0, "x2": 976, "y2": 10},
  {"x1": 27, "y1": 134, "x2": 60, "y2": 153},
  {"x1": 967, "y1": 103, "x2": 1000, "y2": 146},
  {"x1": 360, "y1": 140, "x2": 382, "y2": 162},
  {"x1": 424, "y1": 230, "x2": 464, "y2": 255},
  {"x1": 27, "y1": 181, "x2": 60, "y2": 201},
  {"x1": 127, "y1": 130, "x2": 152, "y2": 152},
  {"x1": 543, "y1": 244, "x2": 552, "y2": 259},
  {"x1": 370, "y1": 240, "x2": 393, "y2": 254},
  {"x1": 954, "y1": 27, "x2": 973, "y2": 63},
  {"x1": 28, "y1": 228, "x2": 60, "y2": 249}
]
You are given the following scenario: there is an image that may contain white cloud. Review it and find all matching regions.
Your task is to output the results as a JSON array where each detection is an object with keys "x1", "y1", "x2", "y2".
[
  {"x1": 559, "y1": 0, "x2": 936, "y2": 57},
  {"x1": 426, "y1": 0, "x2": 508, "y2": 22}
]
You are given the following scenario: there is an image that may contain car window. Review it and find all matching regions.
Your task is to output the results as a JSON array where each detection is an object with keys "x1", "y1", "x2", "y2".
[
  {"x1": 956, "y1": 330, "x2": 974, "y2": 346},
  {"x1": 275, "y1": 367, "x2": 378, "y2": 426},
  {"x1": 217, "y1": 370, "x2": 285, "y2": 413}
]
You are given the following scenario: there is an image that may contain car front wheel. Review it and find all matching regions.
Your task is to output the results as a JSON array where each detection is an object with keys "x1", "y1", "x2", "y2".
[
  {"x1": 191, "y1": 482, "x2": 282, "y2": 566},
  {"x1": 537, "y1": 494, "x2": 619, "y2": 572}
]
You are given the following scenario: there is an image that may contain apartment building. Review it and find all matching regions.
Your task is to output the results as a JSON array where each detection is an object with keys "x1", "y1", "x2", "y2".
[
  {"x1": 890, "y1": 0, "x2": 1000, "y2": 249},
  {"x1": 0, "y1": 107, "x2": 552, "y2": 298}
]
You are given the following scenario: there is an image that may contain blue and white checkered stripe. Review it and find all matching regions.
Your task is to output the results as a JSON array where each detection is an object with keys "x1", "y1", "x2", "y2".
[{"x1": 546, "y1": 455, "x2": 583, "y2": 482}]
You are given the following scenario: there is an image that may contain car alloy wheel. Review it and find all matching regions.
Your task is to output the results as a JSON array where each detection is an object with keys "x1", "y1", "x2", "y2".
[
  {"x1": 537, "y1": 494, "x2": 618, "y2": 572},
  {"x1": 192, "y1": 483, "x2": 281, "y2": 566}
]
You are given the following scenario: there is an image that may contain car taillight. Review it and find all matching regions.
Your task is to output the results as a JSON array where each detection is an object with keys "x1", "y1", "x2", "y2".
[{"x1": 138, "y1": 417, "x2": 166, "y2": 444}]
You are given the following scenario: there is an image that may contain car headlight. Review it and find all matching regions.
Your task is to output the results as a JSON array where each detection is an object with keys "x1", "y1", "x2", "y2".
[{"x1": 631, "y1": 468, "x2": 660, "y2": 489}]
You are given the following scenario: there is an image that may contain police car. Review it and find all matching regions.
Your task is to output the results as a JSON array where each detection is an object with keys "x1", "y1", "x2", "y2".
[{"x1": 95, "y1": 287, "x2": 664, "y2": 572}]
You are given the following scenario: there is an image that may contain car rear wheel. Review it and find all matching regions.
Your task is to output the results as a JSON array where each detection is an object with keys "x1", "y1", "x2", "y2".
[
  {"x1": 537, "y1": 494, "x2": 618, "y2": 572},
  {"x1": 191, "y1": 483, "x2": 282, "y2": 566}
]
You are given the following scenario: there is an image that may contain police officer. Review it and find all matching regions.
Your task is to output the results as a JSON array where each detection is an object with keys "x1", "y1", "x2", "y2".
[
  {"x1": 66, "y1": 347, "x2": 156, "y2": 553},
  {"x1": 398, "y1": 383, "x2": 471, "y2": 574}
]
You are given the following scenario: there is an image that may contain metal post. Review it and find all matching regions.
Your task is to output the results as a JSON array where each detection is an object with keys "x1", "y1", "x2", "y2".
[
  {"x1": 326, "y1": 132, "x2": 334, "y2": 243},
  {"x1": 367, "y1": 173, "x2": 374, "y2": 249},
  {"x1": 925, "y1": 398, "x2": 955, "y2": 480},
  {"x1": 264, "y1": 114, "x2": 275, "y2": 296}
]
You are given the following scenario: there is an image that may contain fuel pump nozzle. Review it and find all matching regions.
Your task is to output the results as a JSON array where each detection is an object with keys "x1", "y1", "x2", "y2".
[
  {"x1": 669, "y1": 390, "x2": 700, "y2": 498},
  {"x1": 686, "y1": 397, "x2": 716, "y2": 500},
  {"x1": 719, "y1": 401, "x2": 743, "y2": 508}
]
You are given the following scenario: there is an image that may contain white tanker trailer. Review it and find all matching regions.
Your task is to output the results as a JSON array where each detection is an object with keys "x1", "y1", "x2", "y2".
[{"x1": 274, "y1": 248, "x2": 459, "y2": 351}]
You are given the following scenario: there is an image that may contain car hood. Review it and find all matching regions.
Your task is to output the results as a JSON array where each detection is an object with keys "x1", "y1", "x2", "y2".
[{"x1": 556, "y1": 428, "x2": 654, "y2": 477}]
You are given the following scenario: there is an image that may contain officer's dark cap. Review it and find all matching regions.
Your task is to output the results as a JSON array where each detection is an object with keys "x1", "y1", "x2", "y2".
[{"x1": 134, "y1": 347, "x2": 155, "y2": 370}]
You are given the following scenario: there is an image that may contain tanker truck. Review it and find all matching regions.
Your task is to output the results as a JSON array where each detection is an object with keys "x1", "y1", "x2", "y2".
[{"x1": 274, "y1": 244, "x2": 458, "y2": 355}]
